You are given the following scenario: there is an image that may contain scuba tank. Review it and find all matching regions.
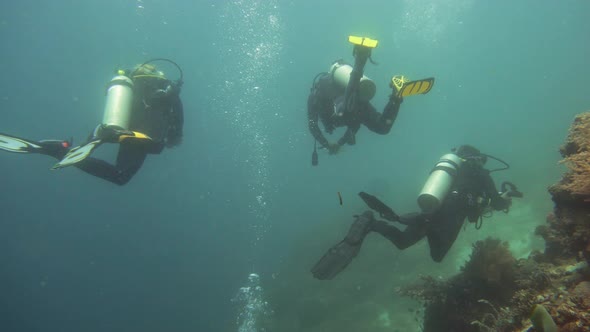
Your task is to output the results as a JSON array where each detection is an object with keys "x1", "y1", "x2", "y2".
[
  {"x1": 329, "y1": 61, "x2": 376, "y2": 102},
  {"x1": 102, "y1": 75, "x2": 134, "y2": 130},
  {"x1": 417, "y1": 153, "x2": 463, "y2": 213}
]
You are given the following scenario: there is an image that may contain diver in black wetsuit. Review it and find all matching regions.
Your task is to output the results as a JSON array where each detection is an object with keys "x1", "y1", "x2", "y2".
[
  {"x1": 307, "y1": 45, "x2": 403, "y2": 157},
  {"x1": 0, "y1": 59, "x2": 184, "y2": 186},
  {"x1": 72, "y1": 61, "x2": 184, "y2": 185},
  {"x1": 307, "y1": 37, "x2": 433, "y2": 166},
  {"x1": 311, "y1": 145, "x2": 522, "y2": 280}
]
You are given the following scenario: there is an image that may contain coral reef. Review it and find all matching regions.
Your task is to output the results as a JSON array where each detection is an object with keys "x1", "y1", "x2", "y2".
[
  {"x1": 397, "y1": 238, "x2": 552, "y2": 332},
  {"x1": 398, "y1": 112, "x2": 590, "y2": 331},
  {"x1": 542, "y1": 112, "x2": 590, "y2": 266},
  {"x1": 550, "y1": 112, "x2": 590, "y2": 202},
  {"x1": 398, "y1": 239, "x2": 590, "y2": 331}
]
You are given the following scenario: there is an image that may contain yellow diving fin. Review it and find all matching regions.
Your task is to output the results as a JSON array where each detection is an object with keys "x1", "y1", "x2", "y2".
[
  {"x1": 391, "y1": 75, "x2": 435, "y2": 98},
  {"x1": 348, "y1": 36, "x2": 378, "y2": 48},
  {"x1": 118, "y1": 131, "x2": 152, "y2": 143}
]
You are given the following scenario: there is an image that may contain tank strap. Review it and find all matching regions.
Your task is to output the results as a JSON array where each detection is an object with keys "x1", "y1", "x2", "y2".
[
  {"x1": 311, "y1": 72, "x2": 329, "y2": 95},
  {"x1": 431, "y1": 165, "x2": 458, "y2": 177}
]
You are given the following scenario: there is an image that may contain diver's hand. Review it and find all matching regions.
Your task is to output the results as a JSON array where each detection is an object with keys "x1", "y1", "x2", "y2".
[
  {"x1": 327, "y1": 143, "x2": 340, "y2": 155},
  {"x1": 389, "y1": 76, "x2": 406, "y2": 102},
  {"x1": 500, "y1": 191, "x2": 513, "y2": 210}
]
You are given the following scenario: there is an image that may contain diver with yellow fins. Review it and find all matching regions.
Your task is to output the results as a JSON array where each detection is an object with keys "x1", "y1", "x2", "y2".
[
  {"x1": 308, "y1": 35, "x2": 434, "y2": 165},
  {"x1": 311, "y1": 145, "x2": 523, "y2": 280},
  {"x1": 0, "y1": 58, "x2": 184, "y2": 185}
]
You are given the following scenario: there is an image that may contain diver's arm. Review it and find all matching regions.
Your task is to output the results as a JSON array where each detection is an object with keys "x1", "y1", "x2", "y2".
[
  {"x1": 382, "y1": 94, "x2": 403, "y2": 124},
  {"x1": 307, "y1": 94, "x2": 330, "y2": 148},
  {"x1": 483, "y1": 172, "x2": 511, "y2": 211},
  {"x1": 363, "y1": 95, "x2": 404, "y2": 135},
  {"x1": 337, "y1": 124, "x2": 360, "y2": 146}
]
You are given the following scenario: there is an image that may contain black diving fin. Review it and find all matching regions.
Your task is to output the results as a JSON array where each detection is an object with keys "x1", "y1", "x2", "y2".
[
  {"x1": 358, "y1": 191, "x2": 403, "y2": 223},
  {"x1": 311, "y1": 211, "x2": 375, "y2": 280},
  {"x1": 311, "y1": 240, "x2": 361, "y2": 280}
]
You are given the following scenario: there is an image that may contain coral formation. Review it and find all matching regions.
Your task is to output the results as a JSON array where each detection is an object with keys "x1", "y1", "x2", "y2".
[
  {"x1": 461, "y1": 238, "x2": 517, "y2": 303},
  {"x1": 397, "y1": 238, "x2": 552, "y2": 332},
  {"x1": 543, "y1": 112, "x2": 590, "y2": 266},
  {"x1": 398, "y1": 112, "x2": 590, "y2": 331},
  {"x1": 550, "y1": 112, "x2": 590, "y2": 202}
]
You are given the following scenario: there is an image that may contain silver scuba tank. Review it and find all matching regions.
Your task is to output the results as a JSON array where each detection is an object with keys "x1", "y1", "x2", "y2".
[
  {"x1": 329, "y1": 61, "x2": 376, "y2": 101},
  {"x1": 417, "y1": 153, "x2": 463, "y2": 214},
  {"x1": 102, "y1": 75, "x2": 134, "y2": 130}
]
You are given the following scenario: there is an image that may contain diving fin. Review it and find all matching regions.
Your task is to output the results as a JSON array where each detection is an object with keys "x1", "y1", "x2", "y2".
[
  {"x1": 391, "y1": 76, "x2": 435, "y2": 98},
  {"x1": 52, "y1": 139, "x2": 102, "y2": 170},
  {"x1": 311, "y1": 211, "x2": 374, "y2": 280},
  {"x1": 311, "y1": 240, "x2": 361, "y2": 280},
  {"x1": 0, "y1": 133, "x2": 43, "y2": 153},
  {"x1": 0, "y1": 133, "x2": 71, "y2": 159},
  {"x1": 51, "y1": 126, "x2": 153, "y2": 170},
  {"x1": 358, "y1": 191, "x2": 401, "y2": 223},
  {"x1": 348, "y1": 35, "x2": 378, "y2": 48}
]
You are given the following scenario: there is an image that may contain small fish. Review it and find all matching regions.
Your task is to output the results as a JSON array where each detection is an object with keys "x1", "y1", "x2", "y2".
[{"x1": 338, "y1": 192, "x2": 343, "y2": 205}]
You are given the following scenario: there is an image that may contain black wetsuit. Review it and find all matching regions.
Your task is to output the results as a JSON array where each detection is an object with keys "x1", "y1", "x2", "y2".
[
  {"x1": 307, "y1": 72, "x2": 403, "y2": 149},
  {"x1": 371, "y1": 162, "x2": 510, "y2": 262},
  {"x1": 76, "y1": 77, "x2": 184, "y2": 185}
]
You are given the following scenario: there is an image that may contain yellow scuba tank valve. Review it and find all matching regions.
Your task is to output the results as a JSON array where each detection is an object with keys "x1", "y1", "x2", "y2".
[
  {"x1": 417, "y1": 153, "x2": 463, "y2": 213},
  {"x1": 102, "y1": 75, "x2": 134, "y2": 131}
]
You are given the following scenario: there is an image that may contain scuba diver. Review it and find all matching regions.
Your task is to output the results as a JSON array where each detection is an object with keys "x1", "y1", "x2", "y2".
[
  {"x1": 0, "y1": 58, "x2": 184, "y2": 185},
  {"x1": 311, "y1": 145, "x2": 523, "y2": 280},
  {"x1": 308, "y1": 36, "x2": 434, "y2": 166}
]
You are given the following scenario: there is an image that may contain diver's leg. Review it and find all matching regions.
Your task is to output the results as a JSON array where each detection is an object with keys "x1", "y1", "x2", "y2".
[
  {"x1": 113, "y1": 142, "x2": 148, "y2": 183},
  {"x1": 311, "y1": 211, "x2": 375, "y2": 280},
  {"x1": 75, "y1": 143, "x2": 147, "y2": 185},
  {"x1": 361, "y1": 97, "x2": 402, "y2": 135},
  {"x1": 75, "y1": 157, "x2": 123, "y2": 184},
  {"x1": 37, "y1": 139, "x2": 72, "y2": 159},
  {"x1": 371, "y1": 212, "x2": 429, "y2": 250},
  {"x1": 426, "y1": 200, "x2": 467, "y2": 262}
]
